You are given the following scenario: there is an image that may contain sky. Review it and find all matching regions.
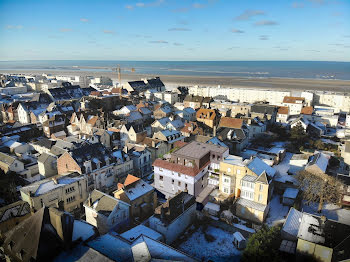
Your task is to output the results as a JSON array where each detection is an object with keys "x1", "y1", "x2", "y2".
[{"x1": 0, "y1": 0, "x2": 349, "y2": 61}]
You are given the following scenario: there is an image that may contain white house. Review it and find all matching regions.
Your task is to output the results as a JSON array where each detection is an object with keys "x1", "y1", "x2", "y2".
[{"x1": 84, "y1": 190, "x2": 130, "y2": 234}]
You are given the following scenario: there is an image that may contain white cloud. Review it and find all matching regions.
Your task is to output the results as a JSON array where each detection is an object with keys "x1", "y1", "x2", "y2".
[{"x1": 235, "y1": 10, "x2": 265, "y2": 21}]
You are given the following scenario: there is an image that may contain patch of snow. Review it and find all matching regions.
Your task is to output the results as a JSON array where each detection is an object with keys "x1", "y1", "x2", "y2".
[
  {"x1": 72, "y1": 220, "x2": 96, "y2": 241},
  {"x1": 273, "y1": 153, "x2": 299, "y2": 185},
  {"x1": 178, "y1": 225, "x2": 241, "y2": 262},
  {"x1": 266, "y1": 195, "x2": 290, "y2": 226}
]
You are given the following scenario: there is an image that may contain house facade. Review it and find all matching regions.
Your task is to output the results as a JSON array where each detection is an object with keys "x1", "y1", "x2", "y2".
[{"x1": 84, "y1": 190, "x2": 130, "y2": 234}]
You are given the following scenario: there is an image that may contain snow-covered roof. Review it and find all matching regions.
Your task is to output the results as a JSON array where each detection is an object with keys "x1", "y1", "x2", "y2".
[
  {"x1": 204, "y1": 202, "x2": 220, "y2": 212},
  {"x1": 120, "y1": 225, "x2": 162, "y2": 242},
  {"x1": 222, "y1": 154, "x2": 244, "y2": 166},
  {"x1": 206, "y1": 137, "x2": 228, "y2": 148},
  {"x1": 124, "y1": 180, "x2": 154, "y2": 201},
  {"x1": 233, "y1": 231, "x2": 245, "y2": 242},
  {"x1": 297, "y1": 213, "x2": 325, "y2": 244},
  {"x1": 283, "y1": 188, "x2": 299, "y2": 199},
  {"x1": 72, "y1": 220, "x2": 96, "y2": 242},
  {"x1": 282, "y1": 208, "x2": 303, "y2": 238},
  {"x1": 247, "y1": 157, "x2": 276, "y2": 178},
  {"x1": 307, "y1": 152, "x2": 329, "y2": 173},
  {"x1": 183, "y1": 107, "x2": 196, "y2": 114}
]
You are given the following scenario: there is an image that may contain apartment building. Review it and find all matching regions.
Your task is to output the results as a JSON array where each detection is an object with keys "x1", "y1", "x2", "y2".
[
  {"x1": 153, "y1": 141, "x2": 228, "y2": 198},
  {"x1": 57, "y1": 143, "x2": 133, "y2": 192},
  {"x1": 282, "y1": 96, "x2": 305, "y2": 115},
  {"x1": 20, "y1": 172, "x2": 88, "y2": 213}
]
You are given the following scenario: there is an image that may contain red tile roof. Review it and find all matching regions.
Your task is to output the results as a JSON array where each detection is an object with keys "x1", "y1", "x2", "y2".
[
  {"x1": 301, "y1": 106, "x2": 313, "y2": 115},
  {"x1": 174, "y1": 141, "x2": 188, "y2": 148},
  {"x1": 153, "y1": 159, "x2": 210, "y2": 177},
  {"x1": 219, "y1": 117, "x2": 243, "y2": 129},
  {"x1": 124, "y1": 174, "x2": 140, "y2": 187},
  {"x1": 283, "y1": 96, "x2": 305, "y2": 104},
  {"x1": 278, "y1": 106, "x2": 289, "y2": 115}
]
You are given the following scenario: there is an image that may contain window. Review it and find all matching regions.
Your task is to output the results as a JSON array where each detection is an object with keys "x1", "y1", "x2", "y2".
[
  {"x1": 227, "y1": 168, "x2": 231, "y2": 173},
  {"x1": 65, "y1": 186, "x2": 75, "y2": 194},
  {"x1": 178, "y1": 181, "x2": 181, "y2": 186},
  {"x1": 66, "y1": 196, "x2": 76, "y2": 204},
  {"x1": 159, "y1": 175, "x2": 163, "y2": 181},
  {"x1": 241, "y1": 190, "x2": 254, "y2": 200},
  {"x1": 223, "y1": 187, "x2": 229, "y2": 194},
  {"x1": 224, "y1": 178, "x2": 229, "y2": 183},
  {"x1": 40, "y1": 199, "x2": 43, "y2": 207},
  {"x1": 185, "y1": 183, "x2": 188, "y2": 189},
  {"x1": 258, "y1": 194, "x2": 263, "y2": 202},
  {"x1": 237, "y1": 169, "x2": 241, "y2": 175},
  {"x1": 172, "y1": 179, "x2": 174, "y2": 184},
  {"x1": 178, "y1": 173, "x2": 181, "y2": 177},
  {"x1": 159, "y1": 167, "x2": 163, "y2": 172},
  {"x1": 259, "y1": 184, "x2": 264, "y2": 192}
]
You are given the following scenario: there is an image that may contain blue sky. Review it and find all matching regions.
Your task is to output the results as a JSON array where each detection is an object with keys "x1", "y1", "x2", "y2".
[{"x1": 0, "y1": 0, "x2": 349, "y2": 61}]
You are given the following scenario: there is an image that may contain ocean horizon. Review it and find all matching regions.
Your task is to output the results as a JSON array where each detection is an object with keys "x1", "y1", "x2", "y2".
[{"x1": 0, "y1": 60, "x2": 350, "y2": 80}]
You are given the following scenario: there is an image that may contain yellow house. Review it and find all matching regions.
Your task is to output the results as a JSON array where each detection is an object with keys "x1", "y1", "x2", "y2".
[
  {"x1": 218, "y1": 156, "x2": 276, "y2": 224},
  {"x1": 218, "y1": 155, "x2": 246, "y2": 197}
]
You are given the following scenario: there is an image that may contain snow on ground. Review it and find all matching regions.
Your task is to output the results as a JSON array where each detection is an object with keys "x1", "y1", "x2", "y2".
[
  {"x1": 273, "y1": 152, "x2": 298, "y2": 185},
  {"x1": 178, "y1": 225, "x2": 241, "y2": 262},
  {"x1": 301, "y1": 201, "x2": 350, "y2": 226},
  {"x1": 266, "y1": 195, "x2": 290, "y2": 226}
]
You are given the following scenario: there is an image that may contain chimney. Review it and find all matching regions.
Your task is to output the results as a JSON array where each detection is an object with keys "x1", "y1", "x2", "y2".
[
  {"x1": 52, "y1": 177, "x2": 58, "y2": 184},
  {"x1": 88, "y1": 193, "x2": 92, "y2": 207},
  {"x1": 160, "y1": 206, "x2": 165, "y2": 220},
  {"x1": 213, "y1": 125, "x2": 217, "y2": 137}
]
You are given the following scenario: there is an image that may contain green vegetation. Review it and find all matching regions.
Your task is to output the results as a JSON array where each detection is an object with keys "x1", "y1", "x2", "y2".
[{"x1": 242, "y1": 225, "x2": 282, "y2": 262}]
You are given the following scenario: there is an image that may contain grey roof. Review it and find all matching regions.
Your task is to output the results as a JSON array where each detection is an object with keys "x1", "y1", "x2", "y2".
[
  {"x1": 242, "y1": 175, "x2": 257, "y2": 182},
  {"x1": 33, "y1": 138, "x2": 55, "y2": 149},
  {"x1": 236, "y1": 198, "x2": 267, "y2": 212},
  {"x1": 0, "y1": 201, "x2": 31, "y2": 223},
  {"x1": 173, "y1": 141, "x2": 228, "y2": 159},
  {"x1": 38, "y1": 152, "x2": 56, "y2": 163},
  {"x1": 146, "y1": 77, "x2": 165, "y2": 89},
  {"x1": 251, "y1": 104, "x2": 277, "y2": 115},
  {"x1": 0, "y1": 152, "x2": 16, "y2": 166},
  {"x1": 87, "y1": 190, "x2": 121, "y2": 217}
]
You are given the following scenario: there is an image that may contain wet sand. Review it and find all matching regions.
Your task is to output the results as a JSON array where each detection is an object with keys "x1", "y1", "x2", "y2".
[{"x1": 1, "y1": 69, "x2": 350, "y2": 92}]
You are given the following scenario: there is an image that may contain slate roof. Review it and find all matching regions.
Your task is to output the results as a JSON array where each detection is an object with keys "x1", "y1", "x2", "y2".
[
  {"x1": 184, "y1": 95, "x2": 203, "y2": 103},
  {"x1": 0, "y1": 152, "x2": 17, "y2": 166},
  {"x1": 236, "y1": 197, "x2": 267, "y2": 212},
  {"x1": 146, "y1": 77, "x2": 165, "y2": 89},
  {"x1": 88, "y1": 190, "x2": 121, "y2": 217},
  {"x1": 251, "y1": 104, "x2": 277, "y2": 115},
  {"x1": 33, "y1": 138, "x2": 56, "y2": 149},
  {"x1": 246, "y1": 157, "x2": 276, "y2": 178},
  {"x1": 0, "y1": 201, "x2": 30, "y2": 223}
]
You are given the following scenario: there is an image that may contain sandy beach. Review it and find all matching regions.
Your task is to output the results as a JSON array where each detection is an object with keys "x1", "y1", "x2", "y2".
[{"x1": 1, "y1": 69, "x2": 350, "y2": 92}]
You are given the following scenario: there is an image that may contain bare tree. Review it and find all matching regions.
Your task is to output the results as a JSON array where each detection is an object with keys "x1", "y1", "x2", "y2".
[{"x1": 297, "y1": 170, "x2": 344, "y2": 212}]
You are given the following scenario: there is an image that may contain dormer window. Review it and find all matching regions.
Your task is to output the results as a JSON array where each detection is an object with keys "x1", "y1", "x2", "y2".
[{"x1": 8, "y1": 240, "x2": 15, "y2": 250}]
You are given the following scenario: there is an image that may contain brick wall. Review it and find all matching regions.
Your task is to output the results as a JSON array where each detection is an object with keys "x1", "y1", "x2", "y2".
[{"x1": 57, "y1": 152, "x2": 82, "y2": 175}]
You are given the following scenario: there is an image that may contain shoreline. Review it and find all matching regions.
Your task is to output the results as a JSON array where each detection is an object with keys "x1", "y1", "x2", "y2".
[{"x1": 1, "y1": 69, "x2": 350, "y2": 92}]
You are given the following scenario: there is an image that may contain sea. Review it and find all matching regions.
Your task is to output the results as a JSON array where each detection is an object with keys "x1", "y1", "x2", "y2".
[{"x1": 0, "y1": 60, "x2": 349, "y2": 80}]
